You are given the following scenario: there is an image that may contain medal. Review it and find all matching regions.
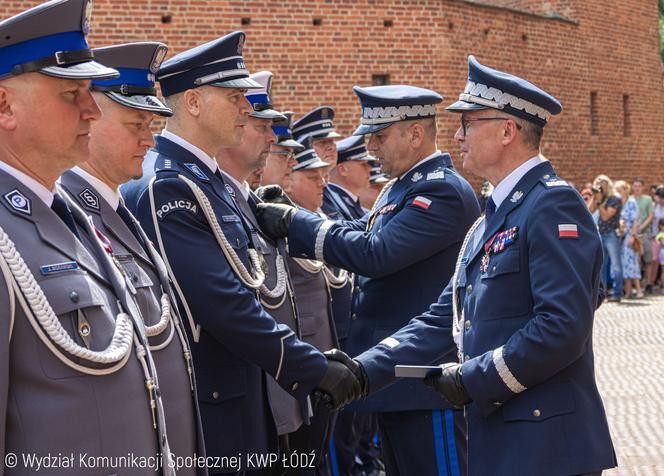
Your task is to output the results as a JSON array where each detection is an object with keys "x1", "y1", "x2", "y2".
[{"x1": 480, "y1": 253, "x2": 490, "y2": 273}]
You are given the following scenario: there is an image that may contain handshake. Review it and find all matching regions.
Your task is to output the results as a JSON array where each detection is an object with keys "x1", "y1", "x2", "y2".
[{"x1": 313, "y1": 349, "x2": 368, "y2": 410}]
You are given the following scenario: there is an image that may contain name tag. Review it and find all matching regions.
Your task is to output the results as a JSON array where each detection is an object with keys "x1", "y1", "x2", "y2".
[{"x1": 40, "y1": 261, "x2": 79, "y2": 276}]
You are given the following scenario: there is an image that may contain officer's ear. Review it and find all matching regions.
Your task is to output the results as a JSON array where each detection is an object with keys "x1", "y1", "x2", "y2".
[
  {"x1": 182, "y1": 88, "x2": 203, "y2": 118},
  {"x1": 408, "y1": 121, "x2": 425, "y2": 148},
  {"x1": 500, "y1": 118, "x2": 519, "y2": 146},
  {"x1": 0, "y1": 85, "x2": 18, "y2": 131}
]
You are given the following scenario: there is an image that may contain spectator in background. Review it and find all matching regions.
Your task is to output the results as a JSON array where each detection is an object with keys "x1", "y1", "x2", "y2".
[
  {"x1": 594, "y1": 174, "x2": 623, "y2": 302},
  {"x1": 649, "y1": 187, "x2": 664, "y2": 292},
  {"x1": 616, "y1": 181, "x2": 643, "y2": 298},
  {"x1": 631, "y1": 178, "x2": 654, "y2": 292},
  {"x1": 656, "y1": 218, "x2": 664, "y2": 289}
]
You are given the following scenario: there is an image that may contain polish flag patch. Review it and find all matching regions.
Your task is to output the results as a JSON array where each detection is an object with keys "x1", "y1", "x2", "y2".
[
  {"x1": 412, "y1": 196, "x2": 432, "y2": 210},
  {"x1": 558, "y1": 223, "x2": 579, "y2": 239}
]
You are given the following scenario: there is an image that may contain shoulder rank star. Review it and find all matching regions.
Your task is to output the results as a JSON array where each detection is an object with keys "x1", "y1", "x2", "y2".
[
  {"x1": 510, "y1": 190, "x2": 523, "y2": 203},
  {"x1": 411, "y1": 172, "x2": 423, "y2": 182}
]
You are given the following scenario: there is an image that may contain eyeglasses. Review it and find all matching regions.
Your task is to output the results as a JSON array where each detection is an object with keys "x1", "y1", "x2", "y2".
[
  {"x1": 270, "y1": 150, "x2": 295, "y2": 160},
  {"x1": 460, "y1": 117, "x2": 522, "y2": 136}
]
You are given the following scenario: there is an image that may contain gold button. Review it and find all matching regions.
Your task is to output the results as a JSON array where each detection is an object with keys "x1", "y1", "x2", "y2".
[
  {"x1": 532, "y1": 409, "x2": 541, "y2": 417},
  {"x1": 465, "y1": 320, "x2": 471, "y2": 331},
  {"x1": 351, "y1": 313, "x2": 358, "y2": 320},
  {"x1": 466, "y1": 284, "x2": 473, "y2": 294},
  {"x1": 543, "y1": 174, "x2": 550, "y2": 179},
  {"x1": 212, "y1": 391, "x2": 220, "y2": 400},
  {"x1": 291, "y1": 382, "x2": 299, "y2": 391}
]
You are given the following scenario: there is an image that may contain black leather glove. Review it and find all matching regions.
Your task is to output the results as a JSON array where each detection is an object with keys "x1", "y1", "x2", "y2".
[
  {"x1": 314, "y1": 349, "x2": 364, "y2": 410},
  {"x1": 255, "y1": 184, "x2": 295, "y2": 207},
  {"x1": 255, "y1": 203, "x2": 297, "y2": 239},
  {"x1": 423, "y1": 363, "x2": 471, "y2": 408},
  {"x1": 325, "y1": 349, "x2": 368, "y2": 397}
]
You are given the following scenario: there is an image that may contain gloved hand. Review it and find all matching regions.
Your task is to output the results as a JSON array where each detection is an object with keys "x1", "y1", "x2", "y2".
[
  {"x1": 423, "y1": 363, "x2": 471, "y2": 408},
  {"x1": 325, "y1": 349, "x2": 368, "y2": 397},
  {"x1": 255, "y1": 203, "x2": 297, "y2": 239},
  {"x1": 255, "y1": 184, "x2": 295, "y2": 207},
  {"x1": 314, "y1": 349, "x2": 365, "y2": 410}
]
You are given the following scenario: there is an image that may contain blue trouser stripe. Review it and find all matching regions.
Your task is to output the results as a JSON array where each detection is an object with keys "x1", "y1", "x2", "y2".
[
  {"x1": 328, "y1": 435, "x2": 340, "y2": 476},
  {"x1": 432, "y1": 410, "x2": 449, "y2": 476},
  {"x1": 444, "y1": 409, "x2": 461, "y2": 476}
]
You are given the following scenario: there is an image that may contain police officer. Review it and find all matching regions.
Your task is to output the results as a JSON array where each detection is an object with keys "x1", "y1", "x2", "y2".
[
  {"x1": 321, "y1": 135, "x2": 372, "y2": 221},
  {"x1": 334, "y1": 57, "x2": 617, "y2": 476},
  {"x1": 128, "y1": 32, "x2": 359, "y2": 474},
  {"x1": 216, "y1": 71, "x2": 307, "y2": 450},
  {"x1": 57, "y1": 42, "x2": 203, "y2": 473},
  {"x1": 282, "y1": 144, "x2": 340, "y2": 475},
  {"x1": 292, "y1": 106, "x2": 341, "y2": 167},
  {"x1": 261, "y1": 111, "x2": 303, "y2": 193},
  {"x1": 257, "y1": 85, "x2": 480, "y2": 476},
  {"x1": 0, "y1": 1, "x2": 177, "y2": 474}
]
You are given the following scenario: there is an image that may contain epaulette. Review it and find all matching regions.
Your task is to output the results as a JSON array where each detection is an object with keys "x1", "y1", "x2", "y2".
[{"x1": 540, "y1": 174, "x2": 569, "y2": 188}]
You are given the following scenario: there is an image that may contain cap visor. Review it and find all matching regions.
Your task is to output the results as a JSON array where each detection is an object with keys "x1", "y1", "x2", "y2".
[
  {"x1": 251, "y1": 109, "x2": 288, "y2": 121},
  {"x1": 352, "y1": 123, "x2": 392, "y2": 136},
  {"x1": 104, "y1": 92, "x2": 173, "y2": 117},
  {"x1": 294, "y1": 158, "x2": 330, "y2": 171},
  {"x1": 371, "y1": 176, "x2": 390, "y2": 184},
  {"x1": 276, "y1": 139, "x2": 305, "y2": 151},
  {"x1": 445, "y1": 100, "x2": 488, "y2": 113},
  {"x1": 41, "y1": 61, "x2": 120, "y2": 80},
  {"x1": 209, "y1": 77, "x2": 263, "y2": 89}
]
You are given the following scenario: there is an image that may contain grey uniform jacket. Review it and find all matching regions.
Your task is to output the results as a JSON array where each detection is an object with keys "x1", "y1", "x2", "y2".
[
  {"x1": 0, "y1": 170, "x2": 169, "y2": 475},
  {"x1": 221, "y1": 174, "x2": 304, "y2": 436},
  {"x1": 60, "y1": 170, "x2": 204, "y2": 473}
]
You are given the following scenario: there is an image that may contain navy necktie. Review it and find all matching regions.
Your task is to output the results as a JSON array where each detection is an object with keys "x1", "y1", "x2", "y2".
[
  {"x1": 51, "y1": 194, "x2": 80, "y2": 239},
  {"x1": 485, "y1": 196, "x2": 496, "y2": 223}
]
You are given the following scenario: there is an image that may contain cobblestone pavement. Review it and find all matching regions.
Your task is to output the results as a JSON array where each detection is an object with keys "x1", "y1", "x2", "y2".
[{"x1": 595, "y1": 294, "x2": 664, "y2": 475}]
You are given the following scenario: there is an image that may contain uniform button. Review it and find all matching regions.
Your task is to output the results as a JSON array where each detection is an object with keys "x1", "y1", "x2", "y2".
[
  {"x1": 532, "y1": 409, "x2": 541, "y2": 417},
  {"x1": 465, "y1": 320, "x2": 471, "y2": 331},
  {"x1": 69, "y1": 291, "x2": 79, "y2": 303},
  {"x1": 212, "y1": 391, "x2": 220, "y2": 400},
  {"x1": 492, "y1": 265, "x2": 497, "y2": 273},
  {"x1": 464, "y1": 354, "x2": 470, "y2": 362},
  {"x1": 354, "y1": 286, "x2": 360, "y2": 293},
  {"x1": 543, "y1": 174, "x2": 550, "y2": 179},
  {"x1": 291, "y1": 382, "x2": 299, "y2": 391},
  {"x1": 493, "y1": 401, "x2": 502, "y2": 406},
  {"x1": 466, "y1": 284, "x2": 473, "y2": 294},
  {"x1": 79, "y1": 323, "x2": 91, "y2": 337},
  {"x1": 351, "y1": 313, "x2": 358, "y2": 320},
  {"x1": 132, "y1": 274, "x2": 138, "y2": 282}
]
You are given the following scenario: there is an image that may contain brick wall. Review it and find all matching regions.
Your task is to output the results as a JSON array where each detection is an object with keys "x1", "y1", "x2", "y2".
[{"x1": 2, "y1": 0, "x2": 663, "y2": 189}]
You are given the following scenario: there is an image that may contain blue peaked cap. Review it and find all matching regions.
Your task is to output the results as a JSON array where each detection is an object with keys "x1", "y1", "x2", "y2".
[
  {"x1": 446, "y1": 55, "x2": 562, "y2": 127},
  {"x1": 352, "y1": 85, "x2": 443, "y2": 136},
  {"x1": 157, "y1": 31, "x2": 261, "y2": 97},
  {"x1": 335, "y1": 135, "x2": 372, "y2": 164},
  {"x1": 292, "y1": 106, "x2": 341, "y2": 143},
  {"x1": 0, "y1": 0, "x2": 118, "y2": 80},
  {"x1": 92, "y1": 42, "x2": 172, "y2": 116},
  {"x1": 293, "y1": 137, "x2": 330, "y2": 171},
  {"x1": 272, "y1": 111, "x2": 304, "y2": 151}
]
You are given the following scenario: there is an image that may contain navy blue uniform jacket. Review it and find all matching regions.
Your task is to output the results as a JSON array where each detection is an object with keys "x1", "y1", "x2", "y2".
[
  {"x1": 288, "y1": 153, "x2": 480, "y2": 412},
  {"x1": 354, "y1": 161, "x2": 616, "y2": 475},
  {"x1": 134, "y1": 136, "x2": 327, "y2": 470}
]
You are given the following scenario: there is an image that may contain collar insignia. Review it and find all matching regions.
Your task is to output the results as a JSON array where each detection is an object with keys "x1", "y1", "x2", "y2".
[
  {"x1": 411, "y1": 172, "x2": 423, "y2": 182},
  {"x1": 4, "y1": 189, "x2": 31, "y2": 216},
  {"x1": 510, "y1": 190, "x2": 523, "y2": 203}
]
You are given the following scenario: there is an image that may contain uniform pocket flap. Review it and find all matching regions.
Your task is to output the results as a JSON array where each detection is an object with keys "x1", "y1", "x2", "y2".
[
  {"x1": 197, "y1": 366, "x2": 247, "y2": 403},
  {"x1": 37, "y1": 270, "x2": 106, "y2": 315},
  {"x1": 115, "y1": 255, "x2": 154, "y2": 289},
  {"x1": 220, "y1": 221, "x2": 249, "y2": 249},
  {"x1": 482, "y1": 247, "x2": 520, "y2": 279},
  {"x1": 502, "y1": 381, "x2": 576, "y2": 422},
  {"x1": 299, "y1": 313, "x2": 318, "y2": 337}
]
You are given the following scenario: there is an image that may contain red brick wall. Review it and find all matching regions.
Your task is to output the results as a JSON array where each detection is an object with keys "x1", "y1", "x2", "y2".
[{"x1": 2, "y1": 0, "x2": 663, "y2": 189}]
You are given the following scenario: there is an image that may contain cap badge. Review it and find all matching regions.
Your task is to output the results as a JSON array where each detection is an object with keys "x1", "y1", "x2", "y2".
[
  {"x1": 237, "y1": 35, "x2": 245, "y2": 55},
  {"x1": 82, "y1": 0, "x2": 94, "y2": 35},
  {"x1": 151, "y1": 46, "x2": 168, "y2": 73}
]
